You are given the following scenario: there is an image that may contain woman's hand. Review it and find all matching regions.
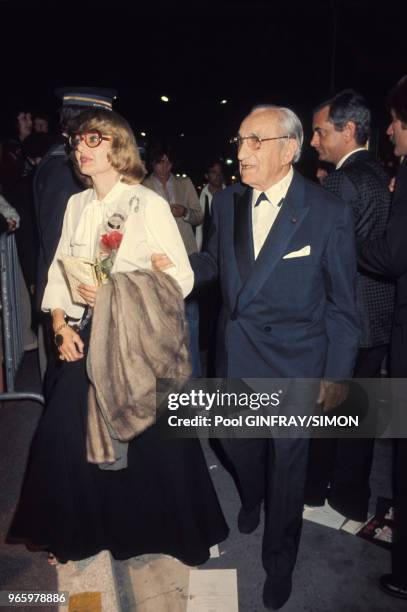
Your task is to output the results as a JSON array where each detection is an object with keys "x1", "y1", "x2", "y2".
[
  {"x1": 77, "y1": 283, "x2": 99, "y2": 307},
  {"x1": 56, "y1": 325, "x2": 84, "y2": 362},
  {"x1": 151, "y1": 253, "x2": 174, "y2": 271}
]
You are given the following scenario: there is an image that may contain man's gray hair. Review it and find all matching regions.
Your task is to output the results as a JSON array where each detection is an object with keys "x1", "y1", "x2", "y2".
[{"x1": 251, "y1": 104, "x2": 303, "y2": 163}]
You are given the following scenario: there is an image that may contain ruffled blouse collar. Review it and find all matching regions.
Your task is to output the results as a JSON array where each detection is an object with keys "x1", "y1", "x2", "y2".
[
  {"x1": 72, "y1": 180, "x2": 134, "y2": 261},
  {"x1": 89, "y1": 178, "x2": 129, "y2": 205}
]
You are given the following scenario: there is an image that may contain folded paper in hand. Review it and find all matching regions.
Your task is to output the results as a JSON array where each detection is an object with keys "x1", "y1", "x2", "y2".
[{"x1": 59, "y1": 255, "x2": 101, "y2": 304}]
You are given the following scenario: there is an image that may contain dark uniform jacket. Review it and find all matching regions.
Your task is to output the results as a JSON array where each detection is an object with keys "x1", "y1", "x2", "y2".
[
  {"x1": 323, "y1": 150, "x2": 395, "y2": 348},
  {"x1": 33, "y1": 139, "x2": 83, "y2": 308}
]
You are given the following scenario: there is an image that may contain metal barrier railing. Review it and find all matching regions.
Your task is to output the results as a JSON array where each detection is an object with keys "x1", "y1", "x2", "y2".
[{"x1": 0, "y1": 232, "x2": 44, "y2": 404}]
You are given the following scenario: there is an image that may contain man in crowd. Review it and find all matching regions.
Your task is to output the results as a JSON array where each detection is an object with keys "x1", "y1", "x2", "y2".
[
  {"x1": 357, "y1": 75, "x2": 407, "y2": 601},
  {"x1": 33, "y1": 112, "x2": 51, "y2": 134},
  {"x1": 153, "y1": 105, "x2": 359, "y2": 608},
  {"x1": 34, "y1": 86, "x2": 116, "y2": 382},
  {"x1": 308, "y1": 89, "x2": 395, "y2": 521},
  {"x1": 144, "y1": 144, "x2": 203, "y2": 252},
  {"x1": 144, "y1": 144, "x2": 203, "y2": 376},
  {"x1": 196, "y1": 159, "x2": 225, "y2": 251}
]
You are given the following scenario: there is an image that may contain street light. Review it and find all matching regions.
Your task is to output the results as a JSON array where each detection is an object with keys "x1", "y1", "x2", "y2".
[
  {"x1": 225, "y1": 159, "x2": 233, "y2": 165},
  {"x1": 220, "y1": 99, "x2": 228, "y2": 104},
  {"x1": 140, "y1": 131, "x2": 146, "y2": 137},
  {"x1": 160, "y1": 95, "x2": 169, "y2": 102}
]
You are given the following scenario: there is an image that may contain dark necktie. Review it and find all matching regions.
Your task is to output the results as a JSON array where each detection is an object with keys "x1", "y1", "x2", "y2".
[
  {"x1": 254, "y1": 192, "x2": 269, "y2": 207},
  {"x1": 254, "y1": 192, "x2": 284, "y2": 208}
]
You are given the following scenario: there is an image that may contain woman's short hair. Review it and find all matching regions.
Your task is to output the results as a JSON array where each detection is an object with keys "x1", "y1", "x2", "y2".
[{"x1": 71, "y1": 109, "x2": 145, "y2": 186}]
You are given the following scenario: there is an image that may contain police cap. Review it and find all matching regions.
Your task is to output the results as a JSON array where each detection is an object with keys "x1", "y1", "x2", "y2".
[{"x1": 55, "y1": 86, "x2": 117, "y2": 110}]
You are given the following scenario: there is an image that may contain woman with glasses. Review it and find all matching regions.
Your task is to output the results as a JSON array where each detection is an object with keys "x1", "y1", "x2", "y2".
[{"x1": 8, "y1": 109, "x2": 228, "y2": 565}]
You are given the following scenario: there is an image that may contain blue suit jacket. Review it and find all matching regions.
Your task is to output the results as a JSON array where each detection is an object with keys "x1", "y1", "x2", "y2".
[{"x1": 190, "y1": 170, "x2": 360, "y2": 378}]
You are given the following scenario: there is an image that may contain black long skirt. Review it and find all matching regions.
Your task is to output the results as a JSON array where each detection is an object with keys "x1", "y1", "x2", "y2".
[{"x1": 7, "y1": 328, "x2": 228, "y2": 564}]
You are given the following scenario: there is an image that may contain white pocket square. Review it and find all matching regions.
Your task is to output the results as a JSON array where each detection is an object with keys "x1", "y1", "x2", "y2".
[{"x1": 283, "y1": 245, "x2": 311, "y2": 259}]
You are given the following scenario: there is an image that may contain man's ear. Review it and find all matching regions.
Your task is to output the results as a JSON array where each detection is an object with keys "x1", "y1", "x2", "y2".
[
  {"x1": 282, "y1": 138, "x2": 298, "y2": 165},
  {"x1": 343, "y1": 121, "x2": 357, "y2": 142}
]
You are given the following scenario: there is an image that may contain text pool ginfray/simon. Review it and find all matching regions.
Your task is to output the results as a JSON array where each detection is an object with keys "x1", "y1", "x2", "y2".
[{"x1": 167, "y1": 414, "x2": 359, "y2": 428}]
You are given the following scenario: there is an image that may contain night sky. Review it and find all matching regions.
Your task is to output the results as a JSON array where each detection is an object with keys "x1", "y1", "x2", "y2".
[{"x1": 1, "y1": 0, "x2": 406, "y2": 182}]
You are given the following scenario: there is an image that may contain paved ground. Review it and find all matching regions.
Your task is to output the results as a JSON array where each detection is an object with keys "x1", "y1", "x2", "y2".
[{"x1": 0, "y1": 351, "x2": 405, "y2": 611}]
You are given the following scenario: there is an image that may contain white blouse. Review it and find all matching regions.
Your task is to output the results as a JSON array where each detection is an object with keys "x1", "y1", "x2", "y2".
[{"x1": 42, "y1": 180, "x2": 194, "y2": 320}]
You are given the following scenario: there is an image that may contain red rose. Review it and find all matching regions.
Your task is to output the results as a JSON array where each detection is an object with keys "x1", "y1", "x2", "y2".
[{"x1": 101, "y1": 231, "x2": 123, "y2": 250}]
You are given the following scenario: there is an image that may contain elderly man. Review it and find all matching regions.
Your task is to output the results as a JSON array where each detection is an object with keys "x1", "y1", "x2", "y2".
[
  {"x1": 153, "y1": 105, "x2": 359, "y2": 609},
  {"x1": 308, "y1": 90, "x2": 395, "y2": 522}
]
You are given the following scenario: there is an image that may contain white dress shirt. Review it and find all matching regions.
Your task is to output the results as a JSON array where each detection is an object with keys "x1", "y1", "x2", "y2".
[
  {"x1": 150, "y1": 174, "x2": 176, "y2": 203},
  {"x1": 148, "y1": 173, "x2": 193, "y2": 223},
  {"x1": 196, "y1": 183, "x2": 225, "y2": 251},
  {"x1": 252, "y1": 167, "x2": 294, "y2": 258},
  {"x1": 42, "y1": 180, "x2": 194, "y2": 319},
  {"x1": 336, "y1": 147, "x2": 367, "y2": 169}
]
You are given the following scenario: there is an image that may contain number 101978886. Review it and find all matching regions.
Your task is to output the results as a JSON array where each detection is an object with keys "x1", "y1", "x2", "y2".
[{"x1": 0, "y1": 592, "x2": 69, "y2": 606}]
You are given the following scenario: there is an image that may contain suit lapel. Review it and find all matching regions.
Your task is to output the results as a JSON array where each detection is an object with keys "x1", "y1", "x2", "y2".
[
  {"x1": 233, "y1": 187, "x2": 255, "y2": 284},
  {"x1": 235, "y1": 171, "x2": 310, "y2": 314},
  {"x1": 340, "y1": 149, "x2": 370, "y2": 168}
]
